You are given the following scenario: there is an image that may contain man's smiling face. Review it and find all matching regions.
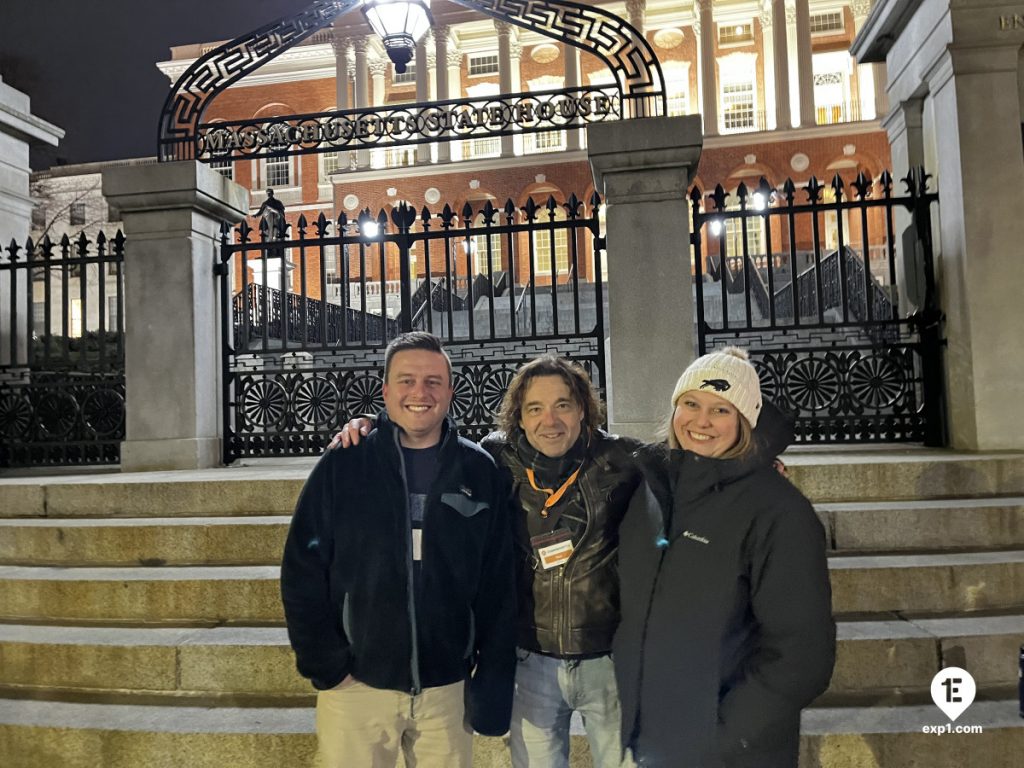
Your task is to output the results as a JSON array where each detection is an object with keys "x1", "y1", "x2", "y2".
[
  {"x1": 518, "y1": 374, "x2": 584, "y2": 458},
  {"x1": 382, "y1": 349, "x2": 453, "y2": 448}
]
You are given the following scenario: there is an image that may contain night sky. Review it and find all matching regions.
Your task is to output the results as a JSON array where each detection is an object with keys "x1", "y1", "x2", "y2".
[{"x1": 0, "y1": 0, "x2": 315, "y2": 170}]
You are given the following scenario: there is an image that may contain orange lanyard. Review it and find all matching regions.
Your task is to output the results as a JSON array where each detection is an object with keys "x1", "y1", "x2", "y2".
[{"x1": 525, "y1": 466, "x2": 582, "y2": 518}]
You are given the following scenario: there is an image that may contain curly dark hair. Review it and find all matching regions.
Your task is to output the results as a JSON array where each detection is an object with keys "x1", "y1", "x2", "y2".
[{"x1": 497, "y1": 355, "x2": 605, "y2": 435}]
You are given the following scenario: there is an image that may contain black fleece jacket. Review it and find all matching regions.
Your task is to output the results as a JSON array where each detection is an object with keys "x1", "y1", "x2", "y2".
[
  {"x1": 280, "y1": 413, "x2": 517, "y2": 736},
  {"x1": 614, "y1": 404, "x2": 835, "y2": 767}
]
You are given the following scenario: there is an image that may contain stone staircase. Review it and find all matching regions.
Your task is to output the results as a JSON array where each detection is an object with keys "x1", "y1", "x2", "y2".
[{"x1": 1, "y1": 452, "x2": 1023, "y2": 767}]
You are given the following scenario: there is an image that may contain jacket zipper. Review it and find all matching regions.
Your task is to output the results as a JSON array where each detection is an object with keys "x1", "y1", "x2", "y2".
[{"x1": 394, "y1": 428, "x2": 422, "y2": 695}]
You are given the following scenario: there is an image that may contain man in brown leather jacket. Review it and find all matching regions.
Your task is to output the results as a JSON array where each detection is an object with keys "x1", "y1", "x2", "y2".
[
  {"x1": 333, "y1": 354, "x2": 640, "y2": 768},
  {"x1": 480, "y1": 355, "x2": 640, "y2": 768}
]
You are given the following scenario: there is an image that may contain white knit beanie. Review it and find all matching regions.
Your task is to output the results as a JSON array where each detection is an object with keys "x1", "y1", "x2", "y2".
[{"x1": 670, "y1": 347, "x2": 763, "y2": 427}]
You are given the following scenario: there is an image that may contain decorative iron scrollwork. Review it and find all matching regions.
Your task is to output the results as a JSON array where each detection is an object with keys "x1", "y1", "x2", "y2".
[{"x1": 159, "y1": 0, "x2": 664, "y2": 161}]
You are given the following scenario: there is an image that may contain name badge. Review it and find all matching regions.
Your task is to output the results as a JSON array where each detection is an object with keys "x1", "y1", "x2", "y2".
[
  {"x1": 530, "y1": 529, "x2": 575, "y2": 570},
  {"x1": 412, "y1": 528, "x2": 423, "y2": 561}
]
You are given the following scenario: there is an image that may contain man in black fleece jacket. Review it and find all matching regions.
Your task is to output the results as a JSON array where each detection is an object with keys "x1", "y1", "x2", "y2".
[{"x1": 280, "y1": 332, "x2": 516, "y2": 768}]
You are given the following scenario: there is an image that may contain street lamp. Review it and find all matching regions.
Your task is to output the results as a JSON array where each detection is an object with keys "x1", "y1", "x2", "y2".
[{"x1": 361, "y1": 0, "x2": 434, "y2": 74}]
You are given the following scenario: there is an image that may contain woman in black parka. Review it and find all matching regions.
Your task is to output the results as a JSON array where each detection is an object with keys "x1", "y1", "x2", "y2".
[{"x1": 614, "y1": 347, "x2": 835, "y2": 768}]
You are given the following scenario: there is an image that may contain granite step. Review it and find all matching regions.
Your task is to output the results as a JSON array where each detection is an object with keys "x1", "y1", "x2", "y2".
[
  {"x1": 4, "y1": 550, "x2": 1024, "y2": 622},
  {"x1": 1, "y1": 698, "x2": 1020, "y2": 768},
  {"x1": 828, "y1": 550, "x2": 1024, "y2": 614},
  {"x1": 0, "y1": 565, "x2": 280, "y2": 624},
  {"x1": 0, "y1": 517, "x2": 291, "y2": 567},
  {"x1": 799, "y1": 699, "x2": 1024, "y2": 767},
  {"x1": 818, "y1": 497, "x2": 1024, "y2": 552},
  {"x1": 2, "y1": 549, "x2": 1023, "y2": 621},
  {"x1": 3, "y1": 452, "x2": 1024, "y2": 520},
  {"x1": 785, "y1": 451, "x2": 1024, "y2": 503},
  {"x1": 2, "y1": 614, "x2": 1021, "y2": 703},
  {"x1": 3, "y1": 496, "x2": 1022, "y2": 569}
]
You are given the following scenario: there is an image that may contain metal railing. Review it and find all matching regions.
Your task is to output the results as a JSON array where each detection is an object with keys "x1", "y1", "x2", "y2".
[
  {"x1": 218, "y1": 193, "x2": 607, "y2": 460},
  {"x1": 691, "y1": 169, "x2": 945, "y2": 445},
  {"x1": 0, "y1": 231, "x2": 126, "y2": 466}
]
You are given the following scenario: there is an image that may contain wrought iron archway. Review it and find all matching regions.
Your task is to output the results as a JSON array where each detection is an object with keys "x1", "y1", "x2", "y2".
[{"x1": 157, "y1": 0, "x2": 667, "y2": 163}]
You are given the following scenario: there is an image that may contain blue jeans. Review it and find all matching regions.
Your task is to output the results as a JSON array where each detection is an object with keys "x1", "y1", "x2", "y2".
[{"x1": 509, "y1": 649, "x2": 634, "y2": 768}]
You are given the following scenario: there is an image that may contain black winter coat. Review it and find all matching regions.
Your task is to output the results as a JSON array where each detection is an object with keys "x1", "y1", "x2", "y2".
[
  {"x1": 614, "y1": 407, "x2": 835, "y2": 767},
  {"x1": 280, "y1": 414, "x2": 517, "y2": 736},
  {"x1": 482, "y1": 429, "x2": 642, "y2": 656}
]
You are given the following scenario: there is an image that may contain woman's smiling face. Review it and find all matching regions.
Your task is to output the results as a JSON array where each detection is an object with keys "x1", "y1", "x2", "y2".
[{"x1": 672, "y1": 390, "x2": 741, "y2": 458}]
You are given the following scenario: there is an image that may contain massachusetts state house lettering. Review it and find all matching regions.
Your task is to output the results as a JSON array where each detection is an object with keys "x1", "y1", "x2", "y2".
[
  {"x1": 999, "y1": 14, "x2": 1024, "y2": 30},
  {"x1": 198, "y1": 89, "x2": 620, "y2": 160}
]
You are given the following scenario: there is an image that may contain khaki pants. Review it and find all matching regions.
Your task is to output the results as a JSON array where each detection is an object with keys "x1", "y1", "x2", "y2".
[{"x1": 315, "y1": 679, "x2": 472, "y2": 768}]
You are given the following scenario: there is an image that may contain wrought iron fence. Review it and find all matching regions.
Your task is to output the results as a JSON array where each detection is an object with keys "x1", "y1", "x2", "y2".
[
  {"x1": 0, "y1": 231, "x2": 126, "y2": 466},
  {"x1": 219, "y1": 193, "x2": 606, "y2": 461},
  {"x1": 690, "y1": 169, "x2": 945, "y2": 445}
]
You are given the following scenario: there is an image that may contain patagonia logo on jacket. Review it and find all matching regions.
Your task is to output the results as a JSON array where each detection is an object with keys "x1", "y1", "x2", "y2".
[{"x1": 682, "y1": 530, "x2": 710, "y2": 545}]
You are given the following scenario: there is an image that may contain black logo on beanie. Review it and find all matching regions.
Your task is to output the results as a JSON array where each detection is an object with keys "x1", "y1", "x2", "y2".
[{"x1": 700, "y1": 379, "x2": 731, "y2": 392}]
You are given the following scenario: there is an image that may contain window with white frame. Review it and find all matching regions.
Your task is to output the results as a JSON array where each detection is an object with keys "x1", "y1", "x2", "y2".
[
  {"x1": 265, "y1": 156, "x2": 291, "y2": 187},
  {"x1": 810, "y1": 11, "x2": 844, "y2": 35},
  {"x1": 724, "y1": 213, "x2": 765, "y2": 260},
  {"x1": 33, "y1": 303, "x2": 45, "y2": 334},
  {"x1": 533, "y1": 207, "x2": 569, "y2": 275},
  {"x1": 384, "y1": 146, "x2": 416, "y2": 167},
  {"x1": 812, "y1": 51, "x2": 853, "y2": 124},
  {"x1": 393, "y1": 63, "x2": 416, "y2": 85},
  {"x1": 524, "y1": 76, "x2": 567, "y2": 153},
  {"x1": 464, "y1": 137, "x2": 501, "y2": 159},
  {"x1": 718, "y1": 22, "x2": 753, "y2": 46},
  {"x1": 70, "y1": 298, "x2": 83, "y2": 338},
  {"x1": 210, "y1": 159, "x2": 234, "y2": 180},
  {"x1": 719, "y1": 54, "x2": 757, "y2": 132},
  {"x1": 320, "y1": 151, "x2": 344, "y2": 182},
  {"x1": 69, "y1": 203, "x2": 86, "y2": 226},
  {"x1": 663, "y1": 61, "x2": 691, "y2": 117},
  {"x1": 463, "y1": 82, "x2": 503, "y2": 159},
  {"x1": 471, "y1": 212, "x2": 502, "y2": 274},
  {"x1": 468, "y1": 53, "x2": 499, "y2": 76}
]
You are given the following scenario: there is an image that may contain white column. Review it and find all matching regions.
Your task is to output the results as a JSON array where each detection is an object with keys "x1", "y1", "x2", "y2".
[
  {"x1": 369, "y1": 57, "x2": 388, "y2": 168},
  {"x1": 415, "y1": 37, "x2": 430, "y2": 164},
  {"x1": 625, "y1": 0, "x2": 646, "y2": 36},
  {"x1": 496, "y1": 20, "x2": 515, "y2": 157},
  {"x1": 354, "y1": 37, "x2": 371, "y2": 168},
  {"x1": 759, "y1": 7, "x2": 777, "y2": 130},
  {"x1": 588, "y1": 116, "x2": 704, "y2": 440},
  {"x1": 447, "y1": 47, "x2": 464, "y2": 161},
  {"x1": 852, "y1": 0, "x2": 876, "y2": 120},
  {"x1": 564, "y1": 43, "x2": 582, "y2": 151},
  {"x1": 331, "y1": 33, "x2": 351, "y2": 111},
  {"x1": 696, "y1": 0, "x2": 718, "y2": 137},
  {"x1": 369, "y1": 59, "x2": 388, "y2": 106},
  {"x1": 0, "y1": 77, "x2": 63, "y2": 367},
  {"x1": 794, "y1": 0, "x2": 816, "y2": 127},
  {"x1": 771, "y1": 0, "x2": 792, "y2": 129},
  {"x1": 434, "y1": 26, "x2": 451, "y2": 164},
  {"x1": 102, "y1": 162, "x2": 249, "y2": 470}
]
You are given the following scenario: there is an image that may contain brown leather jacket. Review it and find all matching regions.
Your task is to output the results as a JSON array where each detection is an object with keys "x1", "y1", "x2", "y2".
[{"x1": 481, "y1": 429, "x2": 642, "y2": 657}]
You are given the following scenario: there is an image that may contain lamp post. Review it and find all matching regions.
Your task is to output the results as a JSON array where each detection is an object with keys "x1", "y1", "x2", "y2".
[{"x1": 361, "y1": 0, "x2": 434, "y2": 74}]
